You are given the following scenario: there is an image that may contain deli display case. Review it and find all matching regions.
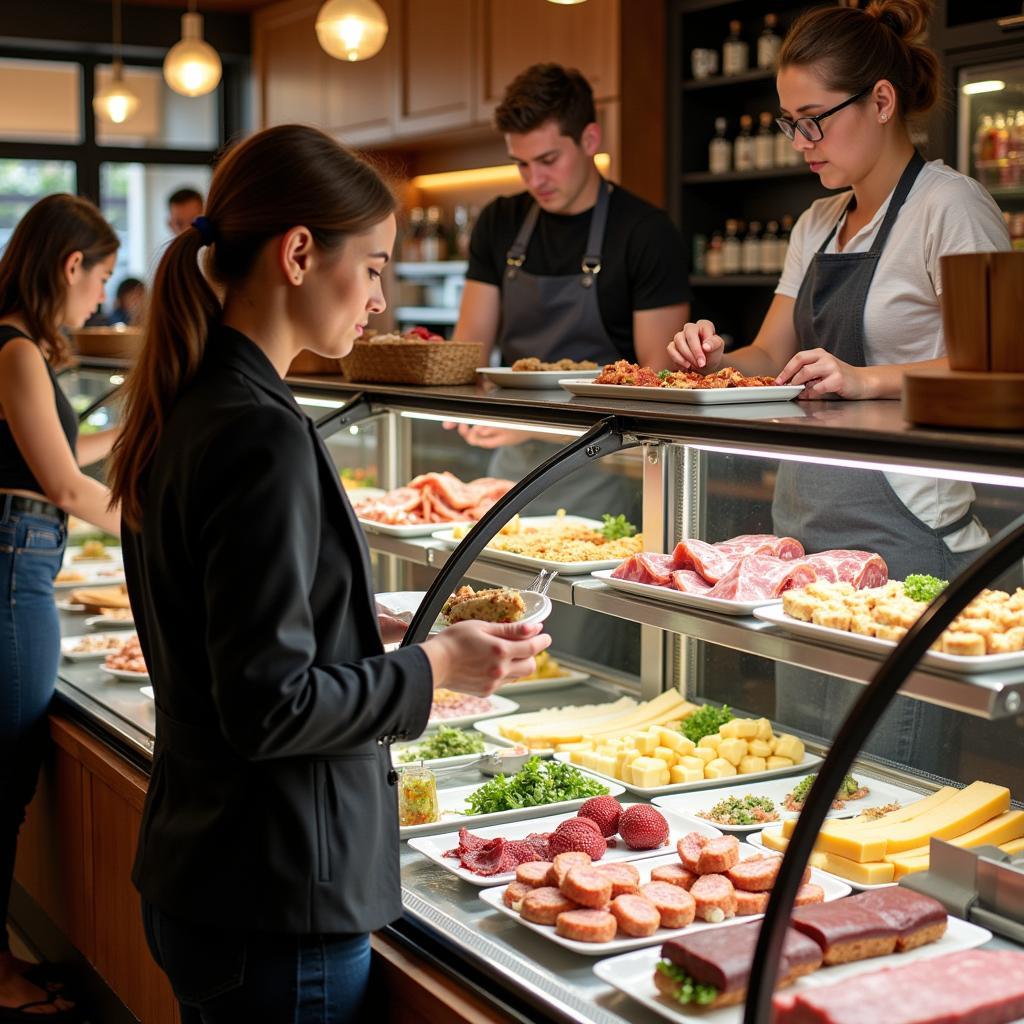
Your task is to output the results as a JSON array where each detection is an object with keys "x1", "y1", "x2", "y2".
[{"x1": 19, "y1": 362, "x2": 1024, "y2": 1024}]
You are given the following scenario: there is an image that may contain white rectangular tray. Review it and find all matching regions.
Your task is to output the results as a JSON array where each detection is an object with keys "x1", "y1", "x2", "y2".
[
  {"x1": 478, "y1": 847, "x2": 849, "y2": 956},
  {"x1": 477, "y1": 367, "x2": 601, "y2": 390},
  {"x1": 428, "y1": 693, "x2": 519, "y2": 730},
  {"x1": 754, "y1": 603, "x2": 1024, "y2": 673},
  {"x1": 85, "y1": 613, "x2": 135, "y2": 628},
  {"x1": 652, "y1": 775, "x2": 925, "y2": 834},
  {"x1": 391, "y1": 738, "x2": 504, "y2": 771},
  {"x1": 559, "y1": 379, "x2": 804, "y2": 405},
  {"x1": 591, "y1": 568, "x2": 781, "y2": 617},
  {"x1": 592, "y1": 914, "x2": 992, "y2": 1024},
  {"x1": 399, "y1": 770, "x2": 625, "y2": 840},
  {"x1": 432, "y1": 515, "x2": 630, "y2": 574},
  {"x1": 61, "y1": 631, "x2": 137, "y2": 661},
  {"x1": 496, "y1": 668, "x2": 591, "y2": 695},
  {"x1": 63, "y1": 544, "x2": 122, "y2": 567},
  {"x1": 407, "y1": 805, "x2": 723, "y2": 887},
  {"x1": 745, "y1": 830, "x2": 895, "y2": 890},
  {"x1": 552, "y1": 751, "x2": 822, "y2": 799},
  {"x1": 357, "y1": 516, "x2": 474, "y2": 538}
]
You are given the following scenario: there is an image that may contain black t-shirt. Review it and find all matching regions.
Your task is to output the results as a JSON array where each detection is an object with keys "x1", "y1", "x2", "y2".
[{"x1": 466, "y1": 184, "x2": 690, "y2": 361}]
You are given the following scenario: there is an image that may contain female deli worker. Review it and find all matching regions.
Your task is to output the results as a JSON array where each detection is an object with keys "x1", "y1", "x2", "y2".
[
  {"x1": 108, "y1": 125, "x2": 549, "y2": 1024},
  {"x1": 667, "y1": 0, "x2": 1009, "y2": 766}
]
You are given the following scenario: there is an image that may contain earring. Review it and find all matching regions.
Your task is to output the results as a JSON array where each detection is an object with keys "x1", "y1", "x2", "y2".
[{"x1": 880, "y1": 113, "x2": 889, "y2": 123}]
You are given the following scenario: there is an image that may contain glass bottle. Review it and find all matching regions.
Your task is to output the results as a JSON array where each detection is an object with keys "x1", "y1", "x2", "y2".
[
  {"x1": 755, "y1": 112, "x2": 775, "y2": 170},
  {"x1": 420, "y1": 206, "x2": 448, "y2": 262},
  {"x1": 734, "y1": 114, "x2": 756, "y2": 172},
  {"x1": 774, "y1": 118, "x2": 794, "y2": 168},
  {"x1": 722, "y1": 219, "x2": 742, "y2": 275},
  {"x1": 709, "y1": 117, "x2": 732, "y2": 174},
  {"x1": 742, "y1": 220, "x2": 762, "y2": 275},
  {"x1": 398, "y1": 765, "x2": 439, "y2": 826},
  {"x1": 692, "y1": 233, "x2": 708, "y2": 275},
  {"x1": 705, "y1": 230, "x2": 725, "y2": 278},
  {"x1": 453, "y1": 204, "x2": 472, "y2": 260},
  {"x1": 402, "y1": 206, "x2": 424, "y2": 262},
  {"x1": 757, "y1": 13, "x2": 782, "y2": 70},
  {"x1": 722, "y1": 20, "x2": 748, "y2": 77},
  {"x1": 760, "y1": 220, "x2": 780, "y2": 275}
]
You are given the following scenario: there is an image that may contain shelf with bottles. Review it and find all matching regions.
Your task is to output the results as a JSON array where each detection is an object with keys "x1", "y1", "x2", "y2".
[
  {"x1": 693, "y1": 214, "x2": 793, "y2": 281},
  {"x1": 681, "y1": 68, "x2": 775, "y2": 91},
  {"x1": 703, "y1": 108, "x2": 802, "y2": 178},
  {"x1": 684, "y1": 12, "x2": 783, "y2": 87},
  {"x1": 400, "y1": 204, "x2": 476, "y2": 265},
  {"x1": 682, "y1": 165, "x2": 808, "y2": 185}
]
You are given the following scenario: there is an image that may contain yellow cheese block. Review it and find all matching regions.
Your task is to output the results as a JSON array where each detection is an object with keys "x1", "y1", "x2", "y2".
[
  {"x1": 657, "y1": 728, "x2": 694, "y2": 755},
  {"x1": 748, "y1": 739, "x2": 773, "y2": 758},
  {"x1": 718, "y1": 737, "x2": 748, "y2": 766},
  {"x1": 692, "y1": 746, "x2": 716, "y2": 765},
  {"x1": 773, "y1": 735, "x2": 805, "y2": 763},
  {"x1": 670, "y1": 764, "x2": 704, "y2": 784},
  {"x1": 704, "y1": 757, "x2": 737, "y2": 779},
  {"x1": 720, "y1": 718, "x2": 758, "y2": 739},
  {"x1": 653, "y1": 745, "x2": 678, "y2": 767},
  {"x1": 679, "y1": 755, "x2": 707, "y2": 773},
  {"x1": 631, "y1": 756, "x2": 670, "y2": 788},
  {"x1": 884, "y1": 809, "x2": 1024, "y2": 864},
  {"x1": 739, "y1": 755, "x2": 767, "y2": 775},
  {"x1": 766, "y1": 756, "x2": 793, "y2": 770},
  {"x1": 699, "y1": 734, "x2": 722, "y2": 752},
  {"x1": 1002, "y1": 837, "x2": 1024, "y2": 855},
  {"x1": 761, "y1": 828, "x2": 787, "y2": 853},
  {"x1": 783, "y1": 786, "x2": 959, "y2": 839},
  {"x1": 755, "y1": 718, "x2": 774, "y2": 741},
  {"x1": 759, "y1": 829, "x2": 895, "y2": 884}
]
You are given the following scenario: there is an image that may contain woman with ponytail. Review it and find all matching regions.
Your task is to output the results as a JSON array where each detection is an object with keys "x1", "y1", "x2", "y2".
[
  {"x1": 667, "y1": 1, "x2": 1010, "y2": 770},
  {"x1": 0, "y1": 194, "x2": 120, "y2": 1021},
  {"x1": 108, "y1": 125, "x2": 549, "y2": 1023}
]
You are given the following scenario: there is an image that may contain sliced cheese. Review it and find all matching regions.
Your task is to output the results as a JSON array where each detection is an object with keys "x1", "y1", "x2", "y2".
[
  {"x1": 758, "y1": 828, "x2": 894, "y2": 884},
  {"x1": 884, "y1": 809, "x2": 1024, "y2": 864},
  {"x1": 1001, "y1": 837, "x2": 1024, "y2": 855},
  {"x1": 761, "y1": 828, "x2": 787, "y2": 853},
  {"x1": 792, "y1": 786, "x2": 958, "y2": 838}
]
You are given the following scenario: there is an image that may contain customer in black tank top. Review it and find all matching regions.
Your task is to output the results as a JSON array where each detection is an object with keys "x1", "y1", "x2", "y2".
[{"x1": 0, "y1": 194, "x2": 121, "y2": 1020}]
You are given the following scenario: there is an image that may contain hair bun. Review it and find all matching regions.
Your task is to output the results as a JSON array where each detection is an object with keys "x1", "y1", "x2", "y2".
[{"x1": 865, "y1": 0, "x2": 934, "y2": 41}]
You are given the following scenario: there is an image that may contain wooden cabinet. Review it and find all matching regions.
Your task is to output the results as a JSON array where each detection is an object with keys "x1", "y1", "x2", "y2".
[{"x1": 253, "y1": 0, "x2": 327, "y2": 128}]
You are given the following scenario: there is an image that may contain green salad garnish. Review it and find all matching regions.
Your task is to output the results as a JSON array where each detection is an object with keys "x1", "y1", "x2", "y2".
[
  {"x1": 787, "y1": 772, "x2": 860, "y2": 806},
  {"x1": 903, "y1": 574, "x2": 948, "y2": 603},
  {"x1": 464, "y1": 756, "x2": 608, "y2": 815},
  {"x1": 681, "y1": 704, "x2": 734, "y2": 744},
  {"x1": 601, "y1": 513, "x2": 638, "y2": 541},
  {"x1": 398, "y1": 726, "x2": 484, "y2": 763},
  {"x1": 656, "y1": 961, "x2": 718, "y2": 1006},
  {"x1": 700, "y1": 794, "x2": 778, "y2": 826},
  {"x1": 657, "y1": 369, "x2": 672, "y2": 381}
]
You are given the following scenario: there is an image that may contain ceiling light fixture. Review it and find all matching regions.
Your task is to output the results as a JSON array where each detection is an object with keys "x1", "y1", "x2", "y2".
[
  {"x1": 163, "y1": 1, "x2": 223, "y2": 97},
  {"x1": 315, "y1": 0, "x2": 389, "y2": 62},
  {"x1": 962, "y1": 80, "x2": 1006, "y2": 96},
  {"x1": 546, "y1": 0, "x2": 589, "y2": 4},
  {"x1": 93, "y1": 0, "x2": 139, "y2": 125}
]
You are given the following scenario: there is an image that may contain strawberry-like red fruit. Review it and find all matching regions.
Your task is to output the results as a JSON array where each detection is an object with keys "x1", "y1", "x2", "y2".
[
  {"x1": 577, "y1": 795, "x2": 623, "y2": 838},
  {"x1": 618, "y1": 805, "x2": 669, "y2": 850},
  {"x1": 548, "y1": 816, "x2": 606, "y2": 859}
]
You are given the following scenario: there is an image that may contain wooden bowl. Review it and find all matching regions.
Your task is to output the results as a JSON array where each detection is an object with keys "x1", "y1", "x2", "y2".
[{"x1": 71, "y1": 326, "x2": 144, "y2": 359}]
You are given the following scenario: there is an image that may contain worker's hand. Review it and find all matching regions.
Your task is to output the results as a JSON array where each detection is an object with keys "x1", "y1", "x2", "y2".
[
  {"x1": 421, "y1": 620, "x2": 551, "y2": 696},
  {"x1": 775, "y1": 348, "x2": 869, "y2": 400},
  {"x1": 442, "y1": 421, "x2": 530, "y2": 449},
  {"x1": 667, "y1": 320, "x2": 725, "y2": 372}
]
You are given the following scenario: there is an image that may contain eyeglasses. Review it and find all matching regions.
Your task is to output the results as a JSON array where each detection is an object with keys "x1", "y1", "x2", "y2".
[{"x1": 775, "y1": 86, "x2": 871, "y2": 142}]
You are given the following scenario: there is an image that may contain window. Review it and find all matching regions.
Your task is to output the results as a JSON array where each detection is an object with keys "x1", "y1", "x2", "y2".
[
  {"x1": 0, "y1": 159, "x2": 76, "y2": 250},
  {"x1": 0, "y1": 57, "x2": 81, "y2": 143}
]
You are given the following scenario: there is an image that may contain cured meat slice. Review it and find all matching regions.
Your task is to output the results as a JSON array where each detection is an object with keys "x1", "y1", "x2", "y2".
[
  {"x1": 444, "y1": 830, "x2": 547, "y2": 875},
  {"x1": 690, "y1": 873, "x2": 738, "y2": 923},
  {"x1": 706, "y1": 555, "x2": 818, "y2": 602},
  {"x1": 670, "y1": 569, "x2": 713, "y2": 594},
  {"x1": 803, "y1": 550, "x2": 889, "y2": 590},
  {"x1": 353, "y1": 474, "x2": 513, "y2": 526},
  {"x1": 669, "y1": 539, "x2": 738, "y2": 583},
  {"x1": 610, "y1": 895, "x2": 661, "y2": 937},
  {"x1": 555, "y1": 908, "x2": 618, "y2": 943},
  {"x1": 611, "y1": 553, "x2": 676, "y2": 586}
]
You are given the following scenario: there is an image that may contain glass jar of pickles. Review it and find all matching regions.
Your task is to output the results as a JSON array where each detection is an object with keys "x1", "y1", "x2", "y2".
[{"x1": 398, "y1": 765, "x2": 439, "y2": 826}]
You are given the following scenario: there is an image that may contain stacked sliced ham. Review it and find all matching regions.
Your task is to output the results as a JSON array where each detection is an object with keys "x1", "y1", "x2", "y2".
[
  {"x1": 443, "y1": 827, "x2": 553, "y2": 876},
  {"x1": 353, "y1": 472, "x2": 514, "y2": 525},
  {"x1": 611, "y1": 534, "x2": 887, "y2": 603}
]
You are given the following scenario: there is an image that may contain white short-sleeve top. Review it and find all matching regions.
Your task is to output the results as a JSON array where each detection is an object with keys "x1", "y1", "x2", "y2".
[{"x1": 776, "y1": 159, "x2": 1010, "y2": 552}]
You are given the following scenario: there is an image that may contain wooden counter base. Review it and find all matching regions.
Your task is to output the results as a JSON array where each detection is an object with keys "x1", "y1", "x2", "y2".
[{"x1": 903, "y1": 369, "x2": 1024, "y2": 430}]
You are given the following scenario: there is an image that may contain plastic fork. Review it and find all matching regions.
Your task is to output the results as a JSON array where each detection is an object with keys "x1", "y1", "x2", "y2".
[{"x1": 524, "y1": 569, "x2": 558, "y2": 596}]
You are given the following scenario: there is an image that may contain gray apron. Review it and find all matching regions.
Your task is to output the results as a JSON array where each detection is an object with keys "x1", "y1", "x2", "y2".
[
  {"x1": 489, "y1": 181, "x2": 638, "y2": 521},
  {"x1": 772, "y1": 152, "x2": 977, "y2": 773}
]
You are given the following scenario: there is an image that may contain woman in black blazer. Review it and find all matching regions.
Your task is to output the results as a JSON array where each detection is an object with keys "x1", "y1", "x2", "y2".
[{"x1": 109, "y1": 125, "x2": 549, "y2": 1024}]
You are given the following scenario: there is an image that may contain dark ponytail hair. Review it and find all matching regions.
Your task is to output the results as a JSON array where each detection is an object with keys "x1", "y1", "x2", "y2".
[
  {"x1": 779, "y1": 0, "x2": 940, "y2": 121},
  {"x1": 109, "y1": 124, "x2": 397, "y2": 529},
  {"x1": 0, "y1": 194, "x2": 119, "y2": 368}
]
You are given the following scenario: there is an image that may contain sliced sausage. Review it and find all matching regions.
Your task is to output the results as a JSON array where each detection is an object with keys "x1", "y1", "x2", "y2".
[
  {"x1": 503, "y1": 881, "x2": 533, "y2": 910},
  {"x1": 794, "y1": 882, "x2": 825, "y2": 906},
  {"x1": 610, "y1": 894, "x2": 661, "y2": 937},
  {"x1": 697, "y1": 836, "x2": 741, "y2": 875},
  {"x1": 547, "y1": 851, "x2": 592, "y2": 887},
  {"x1": 554, "y1": 908, "x2": 617, "y2": 943},
  {"x1": 520, "y1": 886, "x2": 578, "y2": 925},
  {"x1": 516, "y1": 861, "x2": 554, "y2": 888},
  {"x1": 560, "y1": 866, "x2": 613, "y2": 909},
  {"x1": 726, "y1": 854, "x2": 783, "y2": 892},
  {"x1": 639, "y1": 881, "x2": 697, "y2": 929},
  {"x1": 690, "y1": 873, "x2": 738, "y2": 923},
  {"x1": 734, "y1": 888, "x2": 770, "y2": 916},
  {"x1": 594, "y1": 862, "x2": 640, "y2": 896},
  {"x1": 677, "y1": 832, "x2": 708, "y2": 874},
  {"x1": 650, "y1": 863, "x2": 698, "y2": 890}
]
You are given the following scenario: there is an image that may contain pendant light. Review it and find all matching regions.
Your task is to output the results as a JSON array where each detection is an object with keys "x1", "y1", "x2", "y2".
[
  {"x1": 94, "y1": 0, "x2": 140, "y2": 125},
  {"x1": 315, "y1": 0, "x2": 389, "y2": 62},
  {"x1": 163, "y1": 1, "x2": 223, "y2": 97},
  {"x1": 546, "y1": 0, "x2": 589, "y2": 5}
]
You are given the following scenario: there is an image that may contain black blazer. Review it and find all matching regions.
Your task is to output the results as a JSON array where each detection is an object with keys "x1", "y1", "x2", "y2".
[{"x1": 122, "y1": 326, "x2": 432, "y2": 934}]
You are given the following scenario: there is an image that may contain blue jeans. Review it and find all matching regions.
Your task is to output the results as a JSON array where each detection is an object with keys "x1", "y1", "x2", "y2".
[
  {"x1": 0, "y1": 507, "x2": 65, "y2": 953},
  {"x1": 142, "y1": 901, "x2": 372, "y2": 1023}
]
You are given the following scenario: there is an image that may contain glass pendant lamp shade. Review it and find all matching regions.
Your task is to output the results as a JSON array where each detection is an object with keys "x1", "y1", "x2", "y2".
[
  {"x1": 163, "y1": 12, "x2": 223, "y2": 96},
  {"x1": 546, "y1": 0, "x2": 589, "y2": 4},
  {"x1": 315, "y1": 0, "x2": 389, "y2": 62},
  {"x1": 94, "y1": 61, "x2": 139, "y2": 125}
]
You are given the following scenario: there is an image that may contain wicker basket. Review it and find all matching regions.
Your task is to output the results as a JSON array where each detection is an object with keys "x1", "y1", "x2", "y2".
[{"x1": 341, "y1": 340, "x2": 483, "y2": 386}]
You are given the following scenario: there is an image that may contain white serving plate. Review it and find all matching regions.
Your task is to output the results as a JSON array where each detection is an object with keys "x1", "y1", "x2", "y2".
[
  {"x1": 497, "y1": 668, "x2": 591, "y2": 695},
  {"x1": 85, "y1": 613, "x2": 135, "y2": 629},
  {"x1": 357, "y1": 516, "x2": 475, "y2": 538},
  {"x1": 408, "y1": 806, "x2": 723, "y2": 887},
  {"x1": 428, "y1": 693, "x2": 520, "y2": 730},
  {"x1": 744, "y1": 830, "x2": 899, "y2": 891},
  {"x1": 754, "y1": 603, "x2": 1024, "y2": 674},
  {"x1": 376, "y1": 589, "x2": 551, "y2": 633},
  {"x1": 140, "y1": 685, "x2": 154, "y2": 699},
  {"x1": 474, "y1": 716, "x2": 555, "y2": 755},
  {"x1": 102, "y1": 666, "x2": 149, "y2": 682},
  {"x1": 391, "y1": 737, "x2": 504, "y2": 771},
  {"x1": 432, "y1": 515, "x2": 633, "y2": 575},
  {"x1": 559, "y1": 379, "x2": 804, "y2": 405},
  {"x1": 553, "y1": 751, "x2": 822, "y2": 799},
  {"x1": 56, "y1": 600, "x2": 87, "y2": 613},
  {"x1": 592, "y1": 914, "x2": 992, "y2": 1024},
  {"x1": 591, "y1": 568, "x2": 782, "y2": 617},
  {"x1": 61, "y1": 631, "x2": 137, "y2": 661},
  {"x1": 399, "y1": 770, "x2": 626, "y2": 840},
  {"x1": 477, "y1": 367, "x2": 601, "y2": 390},
  {"x1": 54, "y1": 568, "x2": 126, "y2": 590},
  {"x1": 63, "y1": 544, "x2": 122, "y2": 567},
  {"x1": 342, "y1": 486, "x2": 386, "y2": 503},
  {"x1": 652, "y1": 775, "x2": 925, "y2": 834},
  {"x1": 478, "y1": 847, "x2": 849, "y2": 956}
]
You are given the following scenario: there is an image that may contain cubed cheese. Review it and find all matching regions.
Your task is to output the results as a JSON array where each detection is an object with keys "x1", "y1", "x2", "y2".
[
  {"x1": 717, "y1": 737, "x2": 748, "y2": 766},
  {"x1": 773, "y1": 735, "x2": 805, "y2": 763},
  {"x1": 693, "y1": 746, "x2": 717, "y2": 764},
  {"x1": 755, "y1": 718, "x2": 775, "y2": 741},
  {"x1": 738, "y1": 755, "x2": 767, "y2": 775},
  {"x1": 766, "y1": 756, "x2": 793, "y2": 770},
  {"x1": 699, "y1": 734, "x2": 722, "y2": 752},
  {"x1": 653, "y1": 745, "x2": 678, "y2": 767},
  {"x1": 631, "y1": 756, "x2": 671, "y2": 789},
  {"x1": 748, "y1": 739, "x2": 773, "y2": 759},
  {"x1": 671, "y1": 764, "x2": 705, "y2": 784},
  {"x1": 704, "y1": 757, "x2": 738, "y2": 779}
]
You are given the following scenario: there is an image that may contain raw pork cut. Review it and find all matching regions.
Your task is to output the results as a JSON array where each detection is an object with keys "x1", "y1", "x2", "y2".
[
  {"x1": 705, "y1": 555, "x2": 818, "y2": 601},
  {"x1": 611, "y1": 552, "x2": 677, "y2": 586},
  {"x1": 354, "y1": 473, "x2": 513, "y2": 526},
  {"x1": 670, "y1": 570, "x2": 713, "y2": 594},
  {"x1": 802, "y1": 550, "x2": 888, "y2": 589},
  {"x1": 670, "y1": 535, "x2": 805, "y2": 583}
]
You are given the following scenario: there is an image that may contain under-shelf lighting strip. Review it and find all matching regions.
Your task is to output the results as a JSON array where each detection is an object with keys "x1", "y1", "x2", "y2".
[{"x1": 398, "y1": 410, "x2": 585, "y2": 438}]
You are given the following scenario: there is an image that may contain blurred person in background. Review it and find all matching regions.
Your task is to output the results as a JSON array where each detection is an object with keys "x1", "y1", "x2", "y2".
[
  {"x1": 110, "y1": 277, "x2": 146, "y2": 326},
  {"x1": 167, "y1": 187, "x2": 204, "y2": 237}
]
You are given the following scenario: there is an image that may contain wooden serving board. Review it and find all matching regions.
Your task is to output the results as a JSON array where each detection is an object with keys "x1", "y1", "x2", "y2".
[{"x1": 903, "y1": 369, "x2": 1024, "y2": 430}]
